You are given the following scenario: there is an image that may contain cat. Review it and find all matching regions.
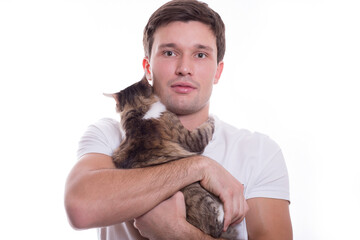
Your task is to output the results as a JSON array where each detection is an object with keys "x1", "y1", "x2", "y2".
[{"x1": 108, "y1": 76, "x2": 238, "y2": 239}]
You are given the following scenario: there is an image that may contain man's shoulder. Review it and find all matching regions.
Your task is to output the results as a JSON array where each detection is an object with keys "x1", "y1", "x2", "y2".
[
  {"x1": 90, "y1": 117, "x2": 123, "y2": 142},
  {"x1": 214, "y1": 116, "x2": 268, "y2": 140},
  {"x1": 77, "y1": 118, "x2": 122, "y2": 159},
  {"x1": 214, "y1": 116, "x2": 279, "y2": 151},
  {"x1": 92, "y1": 117, "x2": 120, "y2": 130}
]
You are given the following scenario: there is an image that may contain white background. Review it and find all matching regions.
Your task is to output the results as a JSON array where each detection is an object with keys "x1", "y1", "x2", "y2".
[{"x1": 1, "y1": 0, "x2": 359, "y2": 239}]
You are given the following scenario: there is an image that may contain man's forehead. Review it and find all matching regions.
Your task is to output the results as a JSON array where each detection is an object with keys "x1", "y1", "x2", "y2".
[{"x1": 152, "y1": 21, "x2": 216, "y2": 50}]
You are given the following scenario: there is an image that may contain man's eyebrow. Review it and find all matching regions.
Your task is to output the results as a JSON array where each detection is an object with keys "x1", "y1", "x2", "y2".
[
  {"x1": 194, "y1": 44, "x2": 214, "y2": 52},
  {"x1": 158, "y1": 43, "x2": 214, "y2": 52},
  {"x1": 158, "y1": 43, "x2": 177, "y2": 49}
]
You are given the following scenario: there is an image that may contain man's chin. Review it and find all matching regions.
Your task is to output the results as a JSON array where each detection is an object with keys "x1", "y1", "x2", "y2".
[{"x1": 166, "y1": 106, "x2": 196, "y2": 116}]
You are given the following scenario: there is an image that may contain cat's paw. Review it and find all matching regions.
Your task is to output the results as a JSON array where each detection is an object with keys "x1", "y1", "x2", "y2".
[{"x1": 216, "y1": 203, "x2": 225, "y2": 225}]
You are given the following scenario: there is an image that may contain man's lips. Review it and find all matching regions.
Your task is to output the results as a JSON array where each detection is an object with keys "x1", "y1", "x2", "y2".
[{"x1": 170, "y1": 81, "x2": 197, "y2": 94}]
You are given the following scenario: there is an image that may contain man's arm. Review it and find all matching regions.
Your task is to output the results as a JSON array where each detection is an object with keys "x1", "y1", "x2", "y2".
[
  {"x1": 65, "y1": 153, "x2": 202, "y2": 229},
  {"x1": 64, "y1": 153, "x2": 246, "y2": 230},
  {"x1": 246, "y1": 198, "x2": 293, "y2": 240}
]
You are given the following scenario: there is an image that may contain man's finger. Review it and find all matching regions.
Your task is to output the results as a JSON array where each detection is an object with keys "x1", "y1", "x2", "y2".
[
  {"x1": 222, "y1": 198, "x2": 231, "y2": 231},
  {"x1": 230, "y1": 199, "x2": 249, "y2": 227}
]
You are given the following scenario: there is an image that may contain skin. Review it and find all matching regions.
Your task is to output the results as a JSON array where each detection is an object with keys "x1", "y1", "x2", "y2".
[
  {"x1": 143, "y1": 21, "x2": 223, "y2": 130},
  {"x1": 246, "y1": 198, "x2": 293, "y2": 240},
  {"x1": 65, "y1": 20, "x2": 292, "y2": 239}
]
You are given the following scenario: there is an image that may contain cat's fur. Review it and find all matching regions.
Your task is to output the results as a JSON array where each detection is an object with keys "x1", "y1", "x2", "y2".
[{"x1": 110, "y1": 76, "x2": 237, "y2": 239}]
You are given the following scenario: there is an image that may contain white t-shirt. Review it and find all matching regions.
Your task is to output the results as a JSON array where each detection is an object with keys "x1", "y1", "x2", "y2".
[{"x1": 77, "y1": 116, "x2": 290, "y2": 240}]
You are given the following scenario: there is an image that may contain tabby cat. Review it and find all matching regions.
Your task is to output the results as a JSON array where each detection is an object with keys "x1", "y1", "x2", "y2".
[{"x1": 109, "y1": 76, "x2": 237, "y2": 239}]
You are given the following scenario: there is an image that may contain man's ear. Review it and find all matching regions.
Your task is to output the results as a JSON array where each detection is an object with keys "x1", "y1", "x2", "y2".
[
  {"x1": 142, "y1": 57, "x2": 152, "y2": 81},
  {"x1": 213, "y1": 61, "x2": 224, "y2": 85}
]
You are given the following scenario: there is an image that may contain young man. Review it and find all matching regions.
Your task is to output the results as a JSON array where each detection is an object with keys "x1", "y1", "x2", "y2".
[{"x1": 65, "y1": 1, "x2": 292, "y2": 239}]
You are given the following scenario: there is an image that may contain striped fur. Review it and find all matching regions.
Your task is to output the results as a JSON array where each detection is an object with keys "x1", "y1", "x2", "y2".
[{"x1": 110, "y1": 76, "x2": 237, "y2": 239}]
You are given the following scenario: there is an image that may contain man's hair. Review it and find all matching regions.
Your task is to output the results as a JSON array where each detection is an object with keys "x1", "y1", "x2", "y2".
[{"x1": 143, "y1": 0, "x2": 225, "y2": 63}]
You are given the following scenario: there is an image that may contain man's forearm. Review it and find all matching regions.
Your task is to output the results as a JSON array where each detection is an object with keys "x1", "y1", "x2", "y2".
[{"x1": 65, "y1": 153, "x2": 206, "y2": 229}]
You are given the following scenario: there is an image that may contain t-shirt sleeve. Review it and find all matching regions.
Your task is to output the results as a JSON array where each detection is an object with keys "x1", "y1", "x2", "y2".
[
  {"x1": 77, "y1": 118, "x2": 122, "y2": 159},
  {"x1": 245, "y1": 135, "x2": 290, "y2": 201}
]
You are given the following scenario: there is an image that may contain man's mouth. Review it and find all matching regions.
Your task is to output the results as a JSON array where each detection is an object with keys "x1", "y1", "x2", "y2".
[{"x1": 170, "y1": 82, "x2": 197, "y2": 94}]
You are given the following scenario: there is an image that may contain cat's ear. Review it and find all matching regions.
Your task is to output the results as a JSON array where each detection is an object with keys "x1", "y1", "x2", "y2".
[
  {"x1": 103, "y1": 93, "x2": 118, "y2": 102},
  {"x1": 103, "y1": 92, "x2": 122, "y2": 112}
]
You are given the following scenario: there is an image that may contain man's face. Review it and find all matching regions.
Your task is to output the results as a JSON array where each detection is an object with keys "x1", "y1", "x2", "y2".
[{"x1": 144, "y1": 21, "x2": 223, "y2": 116}]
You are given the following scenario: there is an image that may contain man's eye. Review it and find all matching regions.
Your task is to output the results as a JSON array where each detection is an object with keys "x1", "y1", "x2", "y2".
[
  {"x1": 164, "y1": 51, "x2": 175, "y2": 57},
  {"x1": 196, "y1": 53, "x2": 206, "y2": 58}
]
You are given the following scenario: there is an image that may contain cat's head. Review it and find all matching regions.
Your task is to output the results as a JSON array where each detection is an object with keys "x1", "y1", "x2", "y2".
[{"x1": 105, "y1": 76, "x2": 154, "y2": 114}]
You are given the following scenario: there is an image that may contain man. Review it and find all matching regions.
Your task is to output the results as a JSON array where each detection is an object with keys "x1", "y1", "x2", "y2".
[{"x1": 65, "y1": 0, "x2": 292, "y2": 239}]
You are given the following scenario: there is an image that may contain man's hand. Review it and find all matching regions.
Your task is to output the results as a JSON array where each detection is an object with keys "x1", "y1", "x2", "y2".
[
  {"x1": 200, "y1": 159, "x2": 249, "y2": 231},
  {"x1": 134, "y1": 191, "x2": 226, "y2": 240},
  {"x1": 134, "y1": 192, "x2": 188, "y2": 240}
]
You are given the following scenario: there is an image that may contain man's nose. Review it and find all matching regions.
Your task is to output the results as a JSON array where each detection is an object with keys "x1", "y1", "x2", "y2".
[{"x1": 175, "y1": 56, "x2": 193, "y2": 76}]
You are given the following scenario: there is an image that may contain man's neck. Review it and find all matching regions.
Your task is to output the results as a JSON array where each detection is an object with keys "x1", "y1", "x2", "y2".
[{"x1": 177, "y1": 106, "x2": 210, "y2": 131}]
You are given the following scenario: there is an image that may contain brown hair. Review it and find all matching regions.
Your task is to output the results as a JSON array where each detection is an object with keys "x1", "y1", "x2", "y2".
[{"x1": 143, "y1": 0, "x2": 225, "y2": 63}]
